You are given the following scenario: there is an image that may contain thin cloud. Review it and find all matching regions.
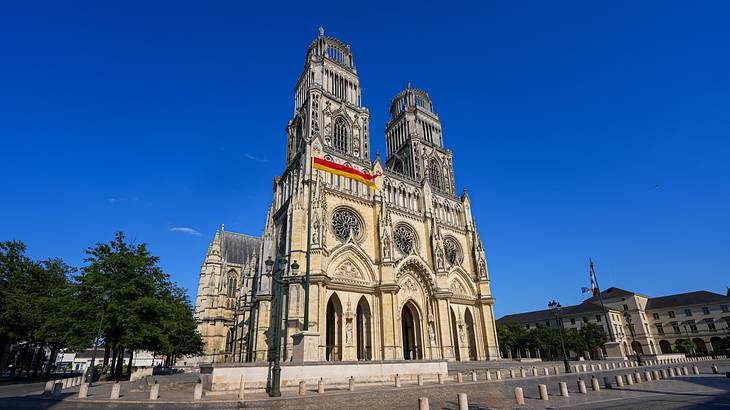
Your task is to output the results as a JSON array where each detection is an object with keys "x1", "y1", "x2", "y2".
[
  {"x1": 169, "y1": 227, "x2": 201, "y2": 236},
  {"x1": 244, "y1": 153, "x2": 268, "y2": 163}
]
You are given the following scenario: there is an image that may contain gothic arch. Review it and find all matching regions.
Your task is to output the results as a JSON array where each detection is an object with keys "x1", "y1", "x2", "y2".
[
  {"x1": 395, "y1": 254, "x2": 436, "y2": 292},
  {"x1": 324, "y1": 244, "x2": 377, "y2": 286},
  {"x1": 447, "y1": 266, "x2": 478, "y2": 299}
]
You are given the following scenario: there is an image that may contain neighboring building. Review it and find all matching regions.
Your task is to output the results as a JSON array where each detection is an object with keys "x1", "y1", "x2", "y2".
[
  {"x1": 498, "y1": 287, "x2": 730, "y2": 358},
  {"x1": 194, "y1": 28, "x2": 499, "y2": 363},
  {"x1": 55, "y1": 350, "x2": 164, "y2": 372}
]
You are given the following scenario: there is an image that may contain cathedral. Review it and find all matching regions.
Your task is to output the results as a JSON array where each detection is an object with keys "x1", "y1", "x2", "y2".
[{"x1": 194, "y1": 28, "x2": 499, "y2": 364}]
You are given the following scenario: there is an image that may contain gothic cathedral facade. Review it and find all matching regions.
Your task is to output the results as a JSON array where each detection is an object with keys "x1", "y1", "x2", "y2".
[{"x1": 195, "y1": 29, "x2": 499, "y2": 363}]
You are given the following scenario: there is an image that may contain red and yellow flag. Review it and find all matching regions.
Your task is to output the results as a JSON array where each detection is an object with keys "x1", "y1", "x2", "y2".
[{"x1": 313, "y1": 157, "x2": 380, "y2": 189}]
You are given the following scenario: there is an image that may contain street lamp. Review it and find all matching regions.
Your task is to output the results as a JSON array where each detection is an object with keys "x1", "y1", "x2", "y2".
[
  {"x1": 265, "y1": 256, "x2": 303, "y2": 397},
  {"x1": 623, "y1": 312, "x2": 643, "y2": 366},
  {"x1": 86, "y1": 288, "x2": 111, "y2": 384},
  {"x1": 548, "y1": 300, "x2": 571, "y2": 373}
]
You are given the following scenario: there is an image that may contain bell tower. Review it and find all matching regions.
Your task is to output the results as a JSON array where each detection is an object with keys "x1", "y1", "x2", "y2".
[
  {"x1": 286, "y1": 27, "x2": 371, "y2": 168},
  {"x1": 385, "y1": 83, "x2": 456, "y2": 195}
]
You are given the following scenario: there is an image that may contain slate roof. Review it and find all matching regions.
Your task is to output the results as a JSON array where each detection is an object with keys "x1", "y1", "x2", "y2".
[
  {"x1": 585, "y1": 287, "x2": 638, "y2": 302},
  {"x1": 497, "y1": 300, "x2": 613, "y2": 325},
  {"x1": 222, "y1": 231, "x2": 261, "y2": 265},
  {"x1": 645, "y1": 290, "x2": 730, "y2": 310}
]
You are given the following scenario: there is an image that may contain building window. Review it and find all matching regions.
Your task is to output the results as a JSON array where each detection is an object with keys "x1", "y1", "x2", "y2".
[
  {"x1": 656, "y1": 324, "x2": 664, "y2": 334},
  {"x1": 393, "y1": 223, "x2": 417, "y2": 255},
  {"x1": 429, "y1": 160, "x2": 443, "y2": 191},
  {"x1": 653, "y1": 313, "x2": 660, "y2": 320},
  {"x1": 596, "y1": 315, "x2": 602, "y2": 322},
  {"x1": 684, "y1": 308, "x2": 692, "y2": 317},
  {"x1": 702, "y1": 307, "x2": 710, "y2": 315},
  {"x1": 721, "y1": 305, "x2": 729, "y2": 313},
  {"x1": 672, "y1": 324, "x2": 681, "y2": 334},
  {"x1": 623, "y1": 304, "x2": 629, "y2": 311},
  {"x1": 708, "y1": 322, "x2": 716, "y2": 331},
  {"x1": 689, "y1": 322, "x2": 698, "y2": 333},
  {"x1": 443, "y1": 237, "x2": 463, "y2": 265},
  {"x1": 570, "y1": 318, "x2": 576, "y2": 325},
  {"x1": 331, "y1": 208, "x2": 363, "y2": 242},
  {"x1": 333, "y1": 117, "x2": 349, "y2": 153},
  {"x1": 668, "y1": 311, "x2": 676, "y2": 318}
]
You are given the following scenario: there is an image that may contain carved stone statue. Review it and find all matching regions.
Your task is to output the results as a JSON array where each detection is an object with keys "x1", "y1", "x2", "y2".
[
  {"x1": 428, "y1": 323, "x2": 436, "y2": 345},
  {"x1": 345, "y1": 321, "x2": 353, "y2": 344}
]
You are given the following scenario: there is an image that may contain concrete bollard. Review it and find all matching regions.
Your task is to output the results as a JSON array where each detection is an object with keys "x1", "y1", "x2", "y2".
[
  {"x1": 682, "y1": 366, "x2": 688, "y2": 376},
  {"x1": 712, "y1": 365, "x2": 719, "y2": 374},
  {"x1": 634, "y1": 372, "x2": 642, "y2": 384},
  {"x1": 149, "y1": 380, "x2": 159, "y2": 400},
  {"x1": 520, "y1": 368, "x2": 526, "y2": 378},
  {"x1": 418, "y1": 374, "x2": 424, "y2": 386},
  {"x1": 457, "y1": 393, "x2": 468, "y2": 410},
  {"x1": 614, "y1": 375, "x2": 624, "y2": 388},
  {"x1": 572, "y1": 365, "x2": 578, "y2": 373},
  {"x1": 559, "y1": 381, "x2": 569, "y2": 397},
  {"x1": 692, "y1": 365, "x2": 700, "y2": 375},
  {"x1": 669, "y1": 367, "x2": 676, "y2": 377},
  {"x1": 53, "y1": 382, "x2": 63, "y2": 398},
  {"x1": 604, "y1": 376, "x2": 613, "y2": 389},
  {"x1": 110, "y1": 381, "x2": 120, "y2": 400},
  {"x1": 44, "y1": 380, "x2": 54, "y2": 395},
  {"x1": 578, "y1": 378, "x2": 587, "y2": 394},
  {"x1": 194, "y1": 379, "x2": 203, "y2": 401},
  {"x1": 471, "y1": 371, "x2": 477, "y2": 382},
  {"x1": 645, "y1": 371, "x2": 652, "y2": 382},
  {"x1": 509, "y1": 369, "x2": 515, "y2": 379},
  {"x1": 395, "y1": 374, "x2": 402, "y2": 388},
  {"x1": 349, "y1": 376, "x2": 355, "y2": 391},
  {"x1": 591, "y1": 376, "x2": 600, "y2": 391},
  {"x1": 318, "y1": 378, "x2": 325, "y2": 393},
  {"x1": 544, "y1": 367, "x2": 550, "y2": 376},
  {"x1": 590, "y1": 364, "x2": 596, "y2": 372},
  {"x1": 553, "y1": 366, "x2": 560, "y2": 375},
  {"x1": 626, "y1": 374, "x2": 634, "y2": 385},
  {"x1": 598, "y1": 363, "x2": 603, "y2": 370},
  {"x1": 238, "y1": 376, "x2": 245, "y2": 400},
  {"x1": 299, "y1": 381, "x2": 306, "y2": 396},
  {"x1": 538, "y1": 383, "x2": 549, "y2": 400},
  {"x1": 582, "y1": 364, "x2": 588, "y2": 372},
  {"x1": 438, "y1": 373, "x2": 444, "y2": 384},
  {"x1": 532, "y1": 367, "x2": 538, "y2": 377},
  {"x1": 496, "y1": 369, "x2": 503, "y2": 380},
  {"x1": 660, "y1": 369, "x2": 668, "y2": 379},
  {"x1": 456, "y1": 372, "x2": 463, "y2": 383},
  {"x1": 62, "y1": 378, "x2": 70, "y2": 389},
  {"x1": 485, "y1": 370, "x2": 492, "y2": 381},
  {"x1": 419, "y1": 397, "x2": 430, "y2": 410},
  {"x1": 514, "y1": 387, "x2": 525, "y2": 405},
  {"x1": 78, "y1": 383, "x2": 89, "y2": 399}
]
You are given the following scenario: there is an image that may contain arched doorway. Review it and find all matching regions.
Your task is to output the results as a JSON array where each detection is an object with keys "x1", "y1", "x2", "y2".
[
  {"x1": 711, "y1": 337, "x2": 724, "y2": 353},
  {"x1": 326, "y1": 294, "x2": 343, "y2": 361},
  {"x1": 631, "y1": 341, "x2": 644, "y2": 355},
  {"x1": 659, "y1": 340, "x2": 672, "y2": 354},
  {"x1": 450, "y1": 308, "x2": 461, "y2": 361},
  {"x1": 401, "y1": 301, "x2": 422, "y2": 360},
  {"x1": 693, "y1": 338, "x2": 708, "y2": 353},
  {"x1": 464, "y1": 308, "x2": 478, "y2": 360},
  {"x1": 356, "y1": 297, "x2": 372, "y2": 361}
]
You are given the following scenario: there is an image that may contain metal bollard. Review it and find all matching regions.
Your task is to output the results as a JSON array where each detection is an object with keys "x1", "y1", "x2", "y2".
[
  {"x1": 539, "y1": 383, "x2": 549, "y2": 400},
  {"x1": 438, "y1": 373, "x2": 444, "y2": 384},
  {"x1": 299, "y1": 381, "x2": 306, "y2": 396},
  {"x1": 110, "y1": 381, "x2": 120, "y2": 399},
  {"x1": 559, "y1": 381, "x2": 569, "y2": 397},
  {"x1": 418, "y1": 374, "x2": 424, "y2": 386},
  {"x1": 395, "y1": 374, "x2": 402, "y2": 388},
  {"x1": 578, "y1": 378, "x2": 587, "y2": 394},
  {"x1": 78, "y1": 383, "x2": 89, "y2": 399},
  {"x1": 318, "y1": 378, "x2": 325, "y2": 393},
  {"x1": 514, "y1": 387, "x2": 525, "y2": 405},
  {"x1": 471, "y1": 371, "x2": 477, "y2": 382},
  {"x1": 194, "y1": 379, "x2": 203, "y2": 400},
  {"x1": 626, "y1": 374, "x2": 634, "y2": 385},
  {"x1": 456, "y1": 372, "x2": 463, "y2": 383},
  {"x1": 239, "y1": 376, "x2": 245, "y2": 400},
  {"x1": 419, "y1": 397, "x2": 430, "y2": 410},
  {"x1": 457, "y1": 393, "x2": 468, "y2": 410},
  {"x1": 149, "y1": 380, "x2": 159, "y2": 400},
  {"x1": 349, "y1": 376, "x2": 355, "y2": 391},
  {"x1": 591, "y1": 376, "x2": 600, "y2": 391}
]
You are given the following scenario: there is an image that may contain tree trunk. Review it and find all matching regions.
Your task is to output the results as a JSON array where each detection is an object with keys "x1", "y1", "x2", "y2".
[
  {"x1": 115, "y1": 347, "x2": 124, "y2": 378},
  {"x1": 127, "y1": 349, "x2": 134, "y2": 374},
  {"x1": 31, "y1": 344, "x2": 45, "y2": 379},
  {"x1": 44, "y1": 346, "x2": 57, "y2": 377},
  {"x1": 103, "y1": 345, "x2": 110, "y2": 369},
  {"x1": 110, "y1": 346, "x2": 118, "y2": 378}
]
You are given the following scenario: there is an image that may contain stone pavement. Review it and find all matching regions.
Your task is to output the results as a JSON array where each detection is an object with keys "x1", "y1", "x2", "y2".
[{"x1": 0, "y1": 360, "x2": 727, "y2": 409}]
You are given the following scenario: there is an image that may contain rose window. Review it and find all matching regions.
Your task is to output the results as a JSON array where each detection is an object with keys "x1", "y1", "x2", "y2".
[
  {"x1": 394, "y1": 224, "x2": 417, "y2": 255},
  {"x1": 332, "y1": 208, "x2": 362, "y2": 241}
]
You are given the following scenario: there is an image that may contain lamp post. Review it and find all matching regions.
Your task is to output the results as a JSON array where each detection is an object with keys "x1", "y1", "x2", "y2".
[
  {"x1": 265, "y1": 256, "x2": 303, "y2": 397},
  {"x1": 623, "y1": 312, "x2": 643, "y2": 366},
  {"x1": 86, "y1": 289, "x2": 111, "y2": 384},
  {"x1": 548, "y1": 300, "x2": 571, "y2": 373}
]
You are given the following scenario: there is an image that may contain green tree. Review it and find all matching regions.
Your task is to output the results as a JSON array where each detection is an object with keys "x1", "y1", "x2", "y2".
[
  {"x1": 496, "y1": 324, "x2": 515, "y2": 358},
  {"x1": 579, "y1": 323, "x2": 608, "y2": 359},
  {"x1": 675, "y1": 338, "x2": 696, "y2": 354}
]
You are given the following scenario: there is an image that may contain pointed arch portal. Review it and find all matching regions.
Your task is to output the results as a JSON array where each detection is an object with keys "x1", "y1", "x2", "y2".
[
  {"x1": 326, "y1": 294, "x2": 343, "y2": 361},
  {"x1": 356, "y1": 297, "x2": 372, "y2": 360},
  {"x1": 401, "y1": 301, "x2": 422, "y2": 360}
]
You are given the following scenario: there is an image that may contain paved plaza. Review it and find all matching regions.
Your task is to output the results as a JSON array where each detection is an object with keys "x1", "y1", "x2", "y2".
[{"x1": 1, "y1": 360, "x2": 728, "y2": 409}]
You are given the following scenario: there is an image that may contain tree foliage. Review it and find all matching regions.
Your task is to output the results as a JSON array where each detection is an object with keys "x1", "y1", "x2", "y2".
[{"x1": 497, "y1": 321, "x2": 608, "y2": 360}]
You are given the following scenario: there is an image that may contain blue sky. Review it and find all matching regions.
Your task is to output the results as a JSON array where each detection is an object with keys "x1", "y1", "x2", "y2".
[{"x1": 1, "y1": 1, "x2": 729, "y2": 317}]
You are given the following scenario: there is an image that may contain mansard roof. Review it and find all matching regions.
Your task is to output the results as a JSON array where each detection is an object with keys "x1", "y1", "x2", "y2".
[
  {"x1": 645, "y1": 290, "x2": 730, "y2": 310},
  {"x1": 221, "y1": 231, "x2": 261, "y2": 265}
]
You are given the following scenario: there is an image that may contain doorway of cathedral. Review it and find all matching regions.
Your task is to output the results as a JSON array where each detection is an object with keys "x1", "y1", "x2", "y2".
[
  {"x1": 464, "y1": 309, "x2": 478, "y2": 360},
  {"x1": 401, "y1": 301, "x2": 422, "y2": 360},
  {"x1": 326, "y1": 294, "x2": 343, "y2": 361},
  {"x1": 356, "y1": 297, "x2": 372, "y2": 360},
  {"x1": 450, "y1": 308, "x2": 461, "y2": 361}
]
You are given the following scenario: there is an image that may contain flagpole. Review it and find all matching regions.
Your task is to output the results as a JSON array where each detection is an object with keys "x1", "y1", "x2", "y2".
[
  {"x1": 302, "y1": 151, "x2": 313, "y2": 331},
  {"x1": 591, "y1": 258, "x2": 615, "y2": 342}
]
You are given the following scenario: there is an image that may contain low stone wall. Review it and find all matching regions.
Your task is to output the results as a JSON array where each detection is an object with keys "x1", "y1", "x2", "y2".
[
  {"x1": 130, "y1": 366, "x2": 153, "y2": 382},
  {"x1": 200, "y1": 360, "x2": 448, "y2": 392}
]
